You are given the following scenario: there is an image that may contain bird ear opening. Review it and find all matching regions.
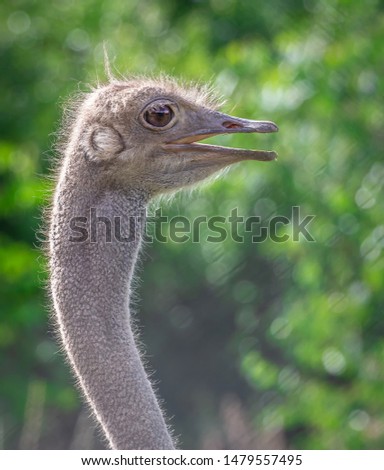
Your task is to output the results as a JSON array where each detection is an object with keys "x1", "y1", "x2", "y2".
[{"x1": 89, "y1": 126, "x2": 125, "y2": 161}]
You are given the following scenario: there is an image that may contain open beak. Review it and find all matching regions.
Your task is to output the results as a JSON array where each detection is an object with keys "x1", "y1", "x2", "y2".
[{"x1": 164, "y1": 111, "x2": 278, "y2": 162}]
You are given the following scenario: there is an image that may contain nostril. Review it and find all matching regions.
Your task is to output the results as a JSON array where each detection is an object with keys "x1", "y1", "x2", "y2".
[{"x1": 222, "y1": 121, "x2": 244, "y2": 129}]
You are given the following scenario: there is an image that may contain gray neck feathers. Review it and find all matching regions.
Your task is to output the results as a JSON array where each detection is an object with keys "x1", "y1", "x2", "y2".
[{"x1": 49, "y1": 161, "x2": 174, "y2": 449}]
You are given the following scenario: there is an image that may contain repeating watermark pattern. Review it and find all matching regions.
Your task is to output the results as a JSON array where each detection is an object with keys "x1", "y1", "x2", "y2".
[{"x1": 69, "y1": 206, "x2": 316, "y2": 244}]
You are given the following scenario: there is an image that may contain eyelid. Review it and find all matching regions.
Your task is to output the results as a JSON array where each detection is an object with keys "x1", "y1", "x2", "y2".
[{"x1": 140, "y1": 98, "x2": 179, "y2": 115}]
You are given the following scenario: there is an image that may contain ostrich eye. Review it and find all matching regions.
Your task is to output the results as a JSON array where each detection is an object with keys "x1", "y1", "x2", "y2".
[{"x1": 144, "y1": 104, "x2": 174, "y2": 128}]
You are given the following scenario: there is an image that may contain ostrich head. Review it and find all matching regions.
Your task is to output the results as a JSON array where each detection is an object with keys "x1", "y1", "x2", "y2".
[
  {"x1": 51, "y1": 75, "x2": 279, "y2": 450},
  {"x1": 68, "y1": 77, "x2": 278, "y2": 197}
]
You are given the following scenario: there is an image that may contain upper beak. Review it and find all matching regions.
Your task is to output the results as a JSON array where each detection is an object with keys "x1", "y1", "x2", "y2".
[{"x1": 164, "y1": 111, "x2": 278, "y2": 162}]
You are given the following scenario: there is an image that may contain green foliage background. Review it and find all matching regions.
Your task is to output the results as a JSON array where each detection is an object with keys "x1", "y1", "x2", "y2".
[{"x1": 1, "y1": 0, "x2": 383, "y2": 449}]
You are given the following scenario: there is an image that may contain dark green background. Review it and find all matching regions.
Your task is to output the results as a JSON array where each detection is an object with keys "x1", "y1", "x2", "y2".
[{"x1": 1, "y1": 0, "x2": 383, "y2": 449}]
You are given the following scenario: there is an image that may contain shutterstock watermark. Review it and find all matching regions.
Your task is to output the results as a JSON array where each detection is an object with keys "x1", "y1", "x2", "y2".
[{"x1": 69, "y1": 206, "x2": 316, "y2": 244}]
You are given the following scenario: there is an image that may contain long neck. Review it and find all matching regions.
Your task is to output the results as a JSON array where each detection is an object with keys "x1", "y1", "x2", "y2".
[{"x1": 49, "y1": 162, "x2": 174, "y2": 449}]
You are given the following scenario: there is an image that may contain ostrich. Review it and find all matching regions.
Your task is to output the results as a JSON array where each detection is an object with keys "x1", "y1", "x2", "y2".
[{"x1": 48, "y1": 75, "x2": 278, "y2": 450}]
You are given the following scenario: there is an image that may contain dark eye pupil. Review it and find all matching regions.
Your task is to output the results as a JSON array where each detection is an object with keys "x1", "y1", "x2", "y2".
[{"x1": 144, "y1": 105, "x2": 173, "y2": 127}]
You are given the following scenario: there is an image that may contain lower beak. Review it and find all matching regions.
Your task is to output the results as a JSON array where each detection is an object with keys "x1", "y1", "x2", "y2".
[{"x1": 164, "y1": 112, "x2": 278, "y2": 162}]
